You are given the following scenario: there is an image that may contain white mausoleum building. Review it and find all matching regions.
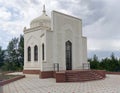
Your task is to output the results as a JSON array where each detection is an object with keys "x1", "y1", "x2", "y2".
[{"x1": 23, "y1": 6, "x2": 88, "y2": 78}]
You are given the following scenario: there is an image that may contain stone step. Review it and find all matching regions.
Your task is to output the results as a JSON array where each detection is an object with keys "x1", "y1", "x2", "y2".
[
  {"x1": 67, "y1": 77, "x2": 103, "y2": 82},
  {"x1": 66, "y1": 71, "x2": 104, "y2": 82}
]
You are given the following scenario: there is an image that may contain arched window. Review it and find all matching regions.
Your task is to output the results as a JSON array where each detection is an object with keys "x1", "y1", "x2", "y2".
[
  {"x1": 28, "y1": 46, "x2": 31, "y2": 61},
  {"x1": 34, "y1": 45, "x2": 38, "y2": 61},
  {"x1": 66, "y1": 41, "x2": 72, "y2": 70},
  {"x1": 42, "y1": 44, "x2": 44, "y2": 60}
]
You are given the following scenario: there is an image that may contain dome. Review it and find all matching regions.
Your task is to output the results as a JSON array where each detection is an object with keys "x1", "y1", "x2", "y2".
[{"x1": 30, "y1": 5, "x2": 51, "y2": 29}]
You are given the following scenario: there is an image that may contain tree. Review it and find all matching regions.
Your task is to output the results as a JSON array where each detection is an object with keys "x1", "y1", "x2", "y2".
[
  {"x1": 89, "y1": 53, "x2": 120, "y2": 72},
  {"x1": 100, "y1": 58, "x2": 111, "y2": 71},
  {"x1": 4, "y1": 37, "x2": 19, "y2": 71},
  {"x1": 0, "y1": 46, "x2": 4, "y2": 67},
  {"x1": 110, "y1": 53, "x2": 119, "y2": 71},
  {"x1": 89, "y1": 54, "x2": 100, "y2": 69},
  {"x1": 7, "y1": 37, "x2": 19, "y2": 62},
  {"x1": 18, "y1": 35, "x2": 24, "y2": 70},
  {"x1": 2, "y1": 35, "x2": 24, "y2": 71}
]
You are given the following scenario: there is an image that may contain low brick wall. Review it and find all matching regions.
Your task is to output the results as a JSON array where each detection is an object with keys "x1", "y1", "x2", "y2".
[
  {"x1": 55, "y1": 70, "x2": 106, "y2": 82},
  {"x1": 40, "y1": 71, "x2": 54, "y2": 78},
  {"x1": 0, "y1": 75, "x2": 25, "y2": 86},
  {"x1": 92, "y1": 70, "x2": 106, "y2": 78},
  {"x1": 56, "y1": 72, "x2": 66, "y2": 82}
]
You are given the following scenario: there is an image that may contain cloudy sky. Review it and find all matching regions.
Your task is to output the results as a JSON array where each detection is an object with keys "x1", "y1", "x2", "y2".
[{"x1": 0, "y1": 0, "x2": 120, "y2": 58}]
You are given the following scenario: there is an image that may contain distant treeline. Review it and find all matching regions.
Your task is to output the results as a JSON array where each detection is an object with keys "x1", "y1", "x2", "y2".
[
  {"x1": 88, "y1": 54, "x2": 120, "y2": 72},
  {"x1": 0, "y1": 34, "x2": 120, "y2": 72},
  {"x1": 0, "y1": 35, "x2": 24, "y2": 71}
]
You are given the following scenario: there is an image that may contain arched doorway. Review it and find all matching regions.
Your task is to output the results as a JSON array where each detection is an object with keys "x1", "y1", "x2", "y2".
[{"x1": 66, "y1": 41, "x2": 72, "y2": 70}]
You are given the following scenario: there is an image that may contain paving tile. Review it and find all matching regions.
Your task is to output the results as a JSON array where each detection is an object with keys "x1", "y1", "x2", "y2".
[{"x1": 1, "y1": 73, "x2": 120, "y2": 93}]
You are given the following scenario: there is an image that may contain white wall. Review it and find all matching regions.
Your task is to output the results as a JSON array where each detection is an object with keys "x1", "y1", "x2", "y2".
[
  {"x1": 23, "y1": 10, "x2": 88, "y2": 72},
  {"x1": 42, "y1": 31, "x2": 54, "y2": 71},
  {"x1": 24, "y1": 28, "x2": 46, "y2": 70},
  {"x1": 51, "y1": 11, "x2": 88, "y2": 70}
]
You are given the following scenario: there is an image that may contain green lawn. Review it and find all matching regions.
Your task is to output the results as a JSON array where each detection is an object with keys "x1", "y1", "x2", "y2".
[{"x1": 0, "y1": 73, "x2": 19, "y2": 81}]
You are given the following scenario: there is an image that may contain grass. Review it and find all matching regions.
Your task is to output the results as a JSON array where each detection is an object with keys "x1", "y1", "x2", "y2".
[{"x1": 0, "y1": 72, "x2": 20, "y2": 81}]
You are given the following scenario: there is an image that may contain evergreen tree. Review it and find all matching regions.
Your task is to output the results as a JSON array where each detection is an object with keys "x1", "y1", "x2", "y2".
[
  {"x1": 89, "y1": 54, "x2": 100, "y2": 69},
  {"x1": 88, "y1": 53, "x2": 120, "y2": 72},
  {"x1": 18, "y1": 35, "x2": 24, "y2": 70},
  {"x1": 0, "y1": 46, "x2": 4, "y2": 68},
  {"x1": 2, "y1": 35, "x2": 24, "y2": 71},
  {"x1": 3, "y1": 37, "x2": 19, "y2": 71}
]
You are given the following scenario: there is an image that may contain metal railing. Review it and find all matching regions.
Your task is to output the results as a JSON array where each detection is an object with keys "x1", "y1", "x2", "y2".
[
  {"x1": 82, "y1": 63, "x2": 90, "y2": 69},
  {"x1": 53, "y1": 63, "x2": 59, "y2": 72}
]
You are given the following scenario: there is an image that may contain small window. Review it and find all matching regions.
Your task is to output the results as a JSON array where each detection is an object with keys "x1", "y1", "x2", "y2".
[
  {"x1": 28, "y1": 46, "x2": 31, "y2": 61},
  {"x1": 42, "y1": 44, "x2": 44, "y2": 60},
  {"x1": 34, "y1": 45, "x2": 38, "y2": 61}
]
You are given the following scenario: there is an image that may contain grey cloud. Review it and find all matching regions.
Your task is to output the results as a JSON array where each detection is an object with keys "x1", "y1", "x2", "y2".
[
  {"x1": 58, "y1": 0, "x2": 75, "y2": 9},
  {"x1": 6, "y1": 7, "x2": 23, "y2": 21},
  {"x1": 0, "y1": 29, "x2": 13, "y2": 49},
  {"x1": 88, "y1": 50, "x2": 120, "y2": 59},
  {"x1": 57, "y1": 0, "x2": 105, "y2": 26},
  {"x1": 80, "y1": 0, "x2": 105, "y2": 26},
  {"x1": 1, "y1": 0, "x2": 120, "y2": 57},
  {"x1": 31, "y1": 0, "x2": 42, "y2": 5}
]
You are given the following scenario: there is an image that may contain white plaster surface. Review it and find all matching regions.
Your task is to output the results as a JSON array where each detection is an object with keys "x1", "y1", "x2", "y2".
[
  {"x1": 23, "y1": 10, "x2": 88, "y2": 72},
  {"x1": 1, "y1": 72, "x2": 120, "y2": 93}
]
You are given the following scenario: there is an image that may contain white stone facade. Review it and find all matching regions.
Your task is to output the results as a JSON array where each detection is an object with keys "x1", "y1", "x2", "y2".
[{"x1": 23, "y1": 9, "x2": 88, "y2": 72}]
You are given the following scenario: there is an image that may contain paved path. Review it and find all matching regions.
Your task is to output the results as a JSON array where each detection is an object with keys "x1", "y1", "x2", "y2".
[{"x1": 1, "y1": 73, "x2": 120, "y2": 93}]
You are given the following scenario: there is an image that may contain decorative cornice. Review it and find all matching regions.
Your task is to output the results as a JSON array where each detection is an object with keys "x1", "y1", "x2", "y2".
[
  {"x1": 52, "y1": 10, "x2": 82, "y2": 21},
  {"x1": 24, "y1": 26, "x2": 51, "y2": 34}
]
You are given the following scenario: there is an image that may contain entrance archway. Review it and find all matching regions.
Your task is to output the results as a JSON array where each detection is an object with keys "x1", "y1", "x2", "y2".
[{"x1": 66, "y1": 41, "x2": 72, "y2": 70}]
